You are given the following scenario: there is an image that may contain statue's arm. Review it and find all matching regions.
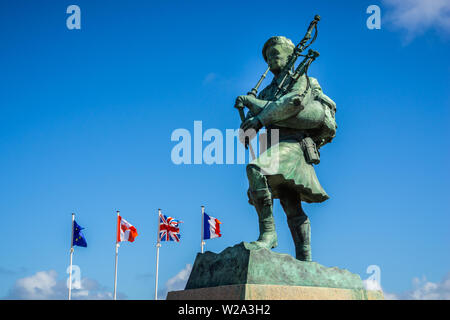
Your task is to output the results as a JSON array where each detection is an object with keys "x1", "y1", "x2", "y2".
[
  {"x1": 238, "y1": 77, "x2": 329, "y2": 131},
  {"x1": 236, "y1": 95, "x2": 270, "y2": 115},
  {"x1": 236, "y1": 91, "x2": 304, "y2": 123},
  {"x1": 238, "y1": 76, "x2": 315, "y2": 127},
  {"x1": 256, "y1": 77, "x2": 327, "y2": 129},
  {"x1": 255, "y1": 91, "x2": 305, "y2": 127}
]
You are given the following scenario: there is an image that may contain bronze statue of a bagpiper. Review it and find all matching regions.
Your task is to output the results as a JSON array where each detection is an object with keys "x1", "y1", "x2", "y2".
[{"x1": 234, "y1": 15, "x2": 337, "y2": 261}]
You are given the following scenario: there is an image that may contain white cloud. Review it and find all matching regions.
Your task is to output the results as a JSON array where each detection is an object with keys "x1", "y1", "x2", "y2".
[
  {"x1": 383, "y1": 0, "x2": 450, "y2": 41},
  {"x1": 9, "y1": 270, "x2": 58, "y2": 299},
  {"x1": 158, "y1": 264, "x2": 192, "y2": 300},
  {"x1": 4, "y1": 270, "x2": 124, "y2": 300},
  {"x1": 384, "y1": 272, "x2": 450, "y2": 300}
]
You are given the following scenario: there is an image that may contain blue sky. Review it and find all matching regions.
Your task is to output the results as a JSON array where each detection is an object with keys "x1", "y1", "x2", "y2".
[{"x1": 0, "y1": 0, "x2": 449, "y2": 299}]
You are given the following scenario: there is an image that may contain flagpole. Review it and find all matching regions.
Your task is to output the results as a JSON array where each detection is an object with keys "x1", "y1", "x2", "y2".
[
  {"x1": 155, "y1": 209, "x2": 162, "y2": 300},
  {"x1": 113, "y1": 210, "x2": 120, "y2": 300},
  {"x1": 201, "y1": 206, "x2": 205, "y2": 253},
  {"x1": 68, "y1": 212, "x2": 75, "y2": 300}
]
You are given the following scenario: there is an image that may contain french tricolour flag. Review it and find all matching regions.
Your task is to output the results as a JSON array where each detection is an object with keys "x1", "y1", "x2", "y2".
[{"x1": 203, "y1": 212, "x2": 222, "y2": 240}]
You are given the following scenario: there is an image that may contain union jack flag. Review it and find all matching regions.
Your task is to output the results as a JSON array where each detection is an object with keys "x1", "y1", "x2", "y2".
[{"x1": 159, "y1": 213, "x2": 182, "y2": 242}]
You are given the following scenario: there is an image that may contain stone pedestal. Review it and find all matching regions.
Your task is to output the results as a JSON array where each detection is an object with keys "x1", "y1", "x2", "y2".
[
  {"x1": 167, "y1": 284, "x2": 384, "y2": 300},
  {"x1": 167, "y1": 242, "x2": 383, "y2": 300}
]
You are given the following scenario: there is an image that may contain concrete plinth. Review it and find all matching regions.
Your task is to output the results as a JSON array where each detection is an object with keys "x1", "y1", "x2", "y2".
[
  {"x1": 167, "y1": 242, "x2": 384, "y2": 300},
  {"x1": 167, "y1": 284, "x2": 384, "y2": 300}
]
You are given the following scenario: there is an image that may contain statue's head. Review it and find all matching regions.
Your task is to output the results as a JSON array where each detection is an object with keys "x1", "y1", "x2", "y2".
[{"x1": 262, "y1": 36, "x2": 295, "y2": 76}]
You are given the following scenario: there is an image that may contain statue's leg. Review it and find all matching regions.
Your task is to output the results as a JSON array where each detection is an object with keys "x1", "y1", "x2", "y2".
[
  {"x1": 279, "y1": 188, "x2": 312, "y2": 261},
  {"x1": 246, "y1": 164, "x2": 278, "y2": 249}
]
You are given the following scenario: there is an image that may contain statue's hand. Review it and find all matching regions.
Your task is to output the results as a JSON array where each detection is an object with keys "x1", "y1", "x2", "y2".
[
  {"x1": 238, "y1": 126, "x2": 257, "y2": 145},
  {"x1": 235, "y1": 95, "x2": 268, "y2": 115},
  {"x1": 238, "y1": 116, "x2": 262, "y2": 145},
  {"x1": 234, "y1": 95, "x2": 250, "y2": 110},
  {"x1": 240, "y1": 116, "x2": 263, "y2": 132}
]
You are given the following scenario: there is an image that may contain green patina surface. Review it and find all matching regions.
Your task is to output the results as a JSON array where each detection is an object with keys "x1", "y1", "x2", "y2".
[
  {"x1": 185, "y1": 242, "x2": 365, "y2": 291},
  {"x1": 235, "y1": 16, "x2": 338, "y2": 262}
]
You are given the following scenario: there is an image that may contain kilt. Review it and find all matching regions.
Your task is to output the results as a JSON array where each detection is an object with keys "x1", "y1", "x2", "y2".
[{"x1": 250, "y1": 138, "x2": 329, "y2": 203}]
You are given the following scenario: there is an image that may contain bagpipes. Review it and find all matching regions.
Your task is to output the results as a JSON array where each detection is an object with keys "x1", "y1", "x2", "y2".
[{"x1": 234, "y1": 15, "x2": 321, "y2": 157}]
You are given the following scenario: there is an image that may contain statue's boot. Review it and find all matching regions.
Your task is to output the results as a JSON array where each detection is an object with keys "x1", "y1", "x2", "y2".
[
  {"x1": 246, "y1": 164, "x2": 278, "y2": 249},
  {"x1": 248, "y1": 188, "x2": 278, "y2": 250},
  {"x1": 287, "y1": 215, "x2": 312, "y2": 261}
]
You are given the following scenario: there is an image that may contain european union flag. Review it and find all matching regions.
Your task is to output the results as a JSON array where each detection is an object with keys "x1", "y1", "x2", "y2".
[{"x1": 73, "y1": 220, "x2": 87, "y2": 247}]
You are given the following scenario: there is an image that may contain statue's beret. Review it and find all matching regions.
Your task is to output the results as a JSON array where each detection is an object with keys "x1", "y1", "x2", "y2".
[{"x1": 262, "y1": 36, "x2": 295, "y2": 62}]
